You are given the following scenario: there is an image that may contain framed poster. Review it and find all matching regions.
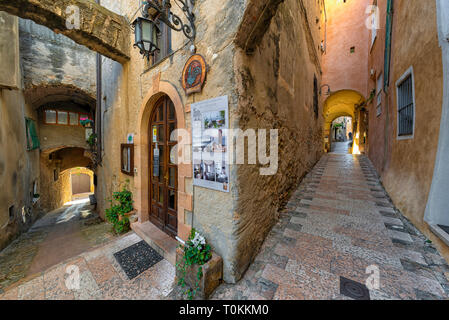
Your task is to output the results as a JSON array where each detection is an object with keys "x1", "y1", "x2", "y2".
[{"x1": 191, "y1": 96, "x2": 229, "y2": 192}]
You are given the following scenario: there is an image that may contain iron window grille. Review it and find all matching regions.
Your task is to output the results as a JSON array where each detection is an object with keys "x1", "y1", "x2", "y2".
[{"x1": 397, "y1": 71, "x2": 414, "y2": 137}]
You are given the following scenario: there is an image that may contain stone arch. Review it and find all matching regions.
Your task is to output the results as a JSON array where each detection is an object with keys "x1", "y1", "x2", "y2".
[
  {"x1": 134, "y1": 79, "x2": 192, "y2": 241},
  {"x1": 323, "y1": 89, "x2": 365, "y2": 152}
]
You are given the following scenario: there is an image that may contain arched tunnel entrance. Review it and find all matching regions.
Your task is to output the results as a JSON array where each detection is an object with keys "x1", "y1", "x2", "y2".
[{"x1": 323, "y1": 90, "x2": 367, "y2": 154}]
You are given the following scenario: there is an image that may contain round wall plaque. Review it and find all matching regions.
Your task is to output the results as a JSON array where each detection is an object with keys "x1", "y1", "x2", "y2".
[{"x1": 181, "y1": 54, "x2": 207, "y2": 95}]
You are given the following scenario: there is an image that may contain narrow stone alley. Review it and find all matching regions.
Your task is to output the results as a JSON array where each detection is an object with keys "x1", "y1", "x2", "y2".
[
  {"x1": 212, "y1": 154, "x2": 449, "y2": 300},
  {"x1": 0, "y1": 200, "x2": 114, "y2": 293},
  {"x1": 3, "y1": 154, "x2": 449, "y2": 300}
]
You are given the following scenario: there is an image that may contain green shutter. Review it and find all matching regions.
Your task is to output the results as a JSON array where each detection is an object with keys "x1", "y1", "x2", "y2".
[
  {"x1": 383, "y1": 0, "x2": 393, "y2": 90},
  {"x1": 25, "y1": 117, "x2": 40, "y2": 150}
]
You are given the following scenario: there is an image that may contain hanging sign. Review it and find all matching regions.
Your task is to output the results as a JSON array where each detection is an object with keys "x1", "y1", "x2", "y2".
[
  {"x1": 152, "y1": 126, "x2": 158, "y2": 143},
  {"x1": 191, "y1": 96, "x2": 229, "y2": 192},
  {"x1": 127, "y1": 133, "x2": 134, "y2": 144},
  {"x1": 181, "y1": 54, "x2": 207, "y2": 95}
]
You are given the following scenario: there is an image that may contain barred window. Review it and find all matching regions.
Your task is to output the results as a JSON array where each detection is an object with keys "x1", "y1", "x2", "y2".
[{"x1": 396, "y1": 69, "x2": 414, "y2": 137}]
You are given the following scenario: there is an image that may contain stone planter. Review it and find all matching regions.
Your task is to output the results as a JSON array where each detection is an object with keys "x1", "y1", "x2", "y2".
[{"x1": 175, "y1": 247, "x2": 223, "y2": 300}]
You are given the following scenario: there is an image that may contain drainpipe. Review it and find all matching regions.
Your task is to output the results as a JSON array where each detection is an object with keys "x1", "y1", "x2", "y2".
[
  {"x1": 95, "y1": 0, "x2": 102, "y2": 165},
  {"x1": 382, "y1": 0, "x2": 394, "y2": 172}
]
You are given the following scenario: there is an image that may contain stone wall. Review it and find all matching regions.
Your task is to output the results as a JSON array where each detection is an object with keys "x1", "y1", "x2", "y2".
[
  {"x1": 0, "y1": 13, "x2": 41, "y2": 251},
  {"x1": 19, "y1": 19, "x2": 96, "y2": 98},
  {"x1": 231, "y1": 0, "x2": 324, "y2": 281}
]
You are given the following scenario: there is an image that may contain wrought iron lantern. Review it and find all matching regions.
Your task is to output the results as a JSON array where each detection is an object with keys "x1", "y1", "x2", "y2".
[
  {"x1": 132, "y1": 16, "x2": 160, "y2": 59},
  {"x1": 132, "y1": 0, "x2": 196, "y2": 60}
]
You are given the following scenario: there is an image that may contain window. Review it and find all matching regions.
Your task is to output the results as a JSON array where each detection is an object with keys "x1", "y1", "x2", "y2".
[
  {"x1": 69, "y1": 112, "x2": 79, "y2": 126},
  {"x1": 396, "y1": 67, "x2": 415, "y2": 138},
  {"x1": 9, "y1": 205, "x2": 14, "y2": 221},
  {"x1": 121, "y1": 144, "x2": 134, "y2": 176},
  {"x1": 45, "y1": 110, "x2": 57, "y2": 124},
  {"x1": 147, "y1": 18, "x2": 171, "y2": 67},
  {"x1": 25, "y1": 117, "x2": 40, "y2": 150},
  {"x1": 57, "y1": 111, "x2": 68, "y2": 125},
  {"x1": 44, "y1": 109, "x2": 90, "y2": 126},
  {"x1": 376, "y1": 74, "x2": 383, "y2": 117}
]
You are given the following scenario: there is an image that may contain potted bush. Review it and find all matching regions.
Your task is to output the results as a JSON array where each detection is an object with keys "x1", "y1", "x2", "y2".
[
  {"x1": 176, "y1": 228, "x2": 223, "y2": 300},
  {"x1": 105, "y1": 180, "x2": 135, "y2": 234}
]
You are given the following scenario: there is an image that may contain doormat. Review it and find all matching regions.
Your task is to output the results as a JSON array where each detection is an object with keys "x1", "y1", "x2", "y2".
[
  {"x1": 339, "y1": 276, "x2": 370, "y2": 300},
  {"x1": 438, "y1": 225, "x2": 449, "y2": 236},
  {"x1": 113, "y1": 241, "x2": 164, "y2": 280}
]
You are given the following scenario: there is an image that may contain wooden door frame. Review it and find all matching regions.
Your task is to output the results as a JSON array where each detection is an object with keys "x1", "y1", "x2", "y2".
[
  {"x1": 148, "y1": 95, "x2": 178, "y2": 237},
  {"x1": 135, "y1": 78, "x2": 193, "y2": 241}
]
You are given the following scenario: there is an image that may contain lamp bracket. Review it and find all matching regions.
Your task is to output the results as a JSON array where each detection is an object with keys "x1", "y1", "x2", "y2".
[{"x1": 143, "y1": 0, "x2": 196, "y2": 41}]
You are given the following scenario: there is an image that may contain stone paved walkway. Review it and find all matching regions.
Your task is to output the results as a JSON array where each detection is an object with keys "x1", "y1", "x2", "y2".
[
  {"x1": 212, "y1": 154, "x2": 449, "y2": 300},
  {"x1": 0, "y1": 232, "x2": 175, "y2": 300},
  {"x1": 0, "y1": 201, "x2": 114, "y2": 292}
]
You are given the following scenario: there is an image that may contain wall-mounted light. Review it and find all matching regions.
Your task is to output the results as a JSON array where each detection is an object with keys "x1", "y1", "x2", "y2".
[{"x1": 132, "y1": 0, "x2": 196, "y2": 60}]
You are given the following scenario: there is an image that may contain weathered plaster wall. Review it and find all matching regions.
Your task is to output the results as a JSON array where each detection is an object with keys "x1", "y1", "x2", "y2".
[
  {"x1": 19, "y1": 19, "x2": 96, "y2": 98},
  {"x1": 95, "y1": 0, "x2": 248, "y2": 282},
  {"x1": 367, "y1": 0, "x2": 388, "y2": 170},
  {"x1": 232, "y1": 0, "x2": 324, "y2": 280},
  {"x1": 322, "y1": 0, "x2": 370, "y2": 96},
  {"x1": 379, "y1": 0, "x2": 447, "y2": 259},
  {"x1": 39, "y1": 147, "x2": 92, "y2": 212},
  {"x1": 0, "y1": 13, "x2": 41, "y2": 250}
]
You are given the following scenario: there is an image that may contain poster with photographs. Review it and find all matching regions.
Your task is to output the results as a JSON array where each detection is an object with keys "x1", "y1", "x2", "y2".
[{"x1": 192, "y1": 96, "x2": 229, "y2": 192}]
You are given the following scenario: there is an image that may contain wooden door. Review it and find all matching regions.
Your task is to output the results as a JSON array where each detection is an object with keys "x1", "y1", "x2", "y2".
[{"x1": 149, "y1": 96, "x2": 178, "y2": 237}]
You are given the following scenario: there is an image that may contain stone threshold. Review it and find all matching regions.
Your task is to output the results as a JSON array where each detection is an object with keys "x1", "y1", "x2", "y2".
[
  {"x1": 429, "y1": 224, "x2": 449, "y2": 247},
  {"x1": 131, "y1": 221, "x2": 178, "y2": 265}
]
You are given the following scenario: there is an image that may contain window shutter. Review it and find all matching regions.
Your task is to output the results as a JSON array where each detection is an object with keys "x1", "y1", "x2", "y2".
[
  {"x1": 25, "y1": 117, "x2": 40, "y2": 150},
  {"x1": 383, "y1": 0, "x2": 393, "y2": 90}
]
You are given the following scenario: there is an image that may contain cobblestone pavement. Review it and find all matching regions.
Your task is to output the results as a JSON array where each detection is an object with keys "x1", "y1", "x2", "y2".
[
  {"x1": 0, "y1": 201, "x2": 114, "y2": 292},
  {"x1": 0, "y1": 232, "x2": 175, "y2": 300},
  {"x1": 212, "y1": 154, "x2": 449, "y2": 300}
]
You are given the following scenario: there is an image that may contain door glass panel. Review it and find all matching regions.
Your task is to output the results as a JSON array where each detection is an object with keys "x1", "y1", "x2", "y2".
[
  {"x1": 169, "y1": 167, "x2": 175, "y2": 187},
  {"x1": 158, "y1": 104, "x2": 164, "y2": 122},
  {"x1": 169, "y1": 145, "x2": 177, "y2": 164},
  {"x1": 169, "y1": 102, "x2": 176, "y2": 120},
  {"x1": 158, "y1": 124, "x2": 164, "y2": 142},
  {"x1": 169, "y1": 190, "x2": 176, "y2": 210},
  {"x1": 169, "y1": 122, "x2": 176, "y2": 141}
]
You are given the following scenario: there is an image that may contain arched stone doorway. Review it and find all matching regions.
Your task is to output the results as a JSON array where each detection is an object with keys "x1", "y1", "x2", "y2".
[
  {"x1": 323, "y1": 90, "x2": 366, "y2": 153},
  {"x1": 134, "y1": 79, "x2": 193, "y2": 241}
]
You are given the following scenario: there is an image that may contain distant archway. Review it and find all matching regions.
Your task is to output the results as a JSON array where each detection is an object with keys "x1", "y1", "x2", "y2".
[{"x1": 323, "y1": 90, "x2": 365, "y2": 153}]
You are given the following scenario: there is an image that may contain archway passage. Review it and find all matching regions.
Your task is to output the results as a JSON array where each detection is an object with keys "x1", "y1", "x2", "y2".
[
  {"x1": 149, "y1": 95, "x2": 178, "y2": 238},
  {"x1": 323, "y1": 90, "x2": 366, "y2": 154}
]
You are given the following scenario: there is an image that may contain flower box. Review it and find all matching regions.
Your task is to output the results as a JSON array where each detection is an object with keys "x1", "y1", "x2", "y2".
[{"x1": 175, "y1": 247, "x2": 223, "y2": 300}]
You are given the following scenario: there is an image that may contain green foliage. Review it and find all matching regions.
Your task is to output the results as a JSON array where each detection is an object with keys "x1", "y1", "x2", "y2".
[
  {"x1": 105, "y1": 180, "x2": 133, "y2": 235},
  {"x1": 87, "y1": 133, "x2": 97, "y2": 147},
  {"x1": 176, "y1": 228, "x2": 212, "y2": 300}
]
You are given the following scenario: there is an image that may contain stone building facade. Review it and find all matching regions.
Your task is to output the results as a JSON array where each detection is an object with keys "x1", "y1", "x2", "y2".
[
  {"x1": 365, "y1": 0, "x2": 449, "y2": 261},
  {"x1": 0, "y1": 0, "x2": 326, "y2": 283}
]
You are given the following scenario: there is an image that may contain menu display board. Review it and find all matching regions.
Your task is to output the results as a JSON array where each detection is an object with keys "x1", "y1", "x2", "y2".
[{"x1": 191, "y1": 96, "x2": 229, "y2": 192}]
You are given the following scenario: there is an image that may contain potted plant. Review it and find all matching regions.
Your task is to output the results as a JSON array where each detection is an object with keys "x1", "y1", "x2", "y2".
[
  {"x1": 105, "y1": 180, "x2": 135, "y2": 234},
  {"x1": 176, "y1": 228, "x2": 223, "y2": 300},
  {"x1": 80, "y1": 117, "x2": 94, "y2": 128}
]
